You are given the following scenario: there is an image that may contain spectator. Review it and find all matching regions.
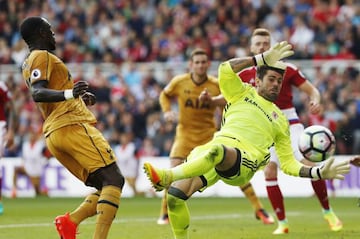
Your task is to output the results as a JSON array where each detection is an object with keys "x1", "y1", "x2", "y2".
[
  {"x1": 137, "y1": 137, "x2": 160, "y2": 158},
  {"x1": 114, "y1": 131, "x2": 140, "y2": 197},
  {"x1": 12, "y1": 126, "x2": 48, "y2": 198}
]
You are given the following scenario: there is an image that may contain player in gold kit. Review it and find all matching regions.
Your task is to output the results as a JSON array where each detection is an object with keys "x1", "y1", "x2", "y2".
[
  {"x1": 157, "y1": 48, "x2": 273, "y2": 225},
  {"x1": 20, "y1": 17, "x2": 124, "y2": 239}
]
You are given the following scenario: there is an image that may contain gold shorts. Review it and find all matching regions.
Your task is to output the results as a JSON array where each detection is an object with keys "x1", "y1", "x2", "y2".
[{"x1": 46, "y1": 123, "x2": 117, "y2": 182}]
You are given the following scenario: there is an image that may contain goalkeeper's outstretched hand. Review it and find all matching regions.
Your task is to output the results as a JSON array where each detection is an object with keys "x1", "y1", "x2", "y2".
[
  {"x1": 254, "y1": 41, "x2": 294, "y2": 67},
  {"x1": 319, "y1": 157, "x2": 351, "y2": 180}
]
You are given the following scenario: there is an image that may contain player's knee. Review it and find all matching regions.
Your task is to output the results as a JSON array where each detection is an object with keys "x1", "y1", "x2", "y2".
[
  {"x1": 215, "y1": 148, "x2": 241, "y2": 178},
  {"x1": 167, "y1": 186, "x2": 189, "y2": 210},
  {"x1": 86, "y1": 163, "x2": 125, "y2": 190},
  {"x1": 208, "y1": 144, "x2": 225, "y2": 164},
  {"x1": 103, "y1": 170, "x2": 125, "y2": 189},
  {"x1": 264, "y1": 162, "x2": 277, "y2": 179}
]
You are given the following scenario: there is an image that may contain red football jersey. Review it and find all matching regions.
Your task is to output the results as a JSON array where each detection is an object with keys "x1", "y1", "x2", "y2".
[
  {"x1": 0, "y1": 81, "x2": 11, "y2": 121},
  {"x1": 238, "y1": 62, "x2": 306, "y2": 109}
]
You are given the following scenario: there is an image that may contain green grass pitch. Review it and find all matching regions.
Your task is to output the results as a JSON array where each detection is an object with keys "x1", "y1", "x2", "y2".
[{"x1": 0, "y1": 196, "x2": 359, "y2": 239}]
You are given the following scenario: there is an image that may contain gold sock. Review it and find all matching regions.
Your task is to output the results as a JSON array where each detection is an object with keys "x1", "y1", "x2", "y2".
[
  {"x1": 70, "y1": 191, "x2": 100, "y2": 224},
  {"x1": 93, "y1": 185, "x2": 121, "y2": 239},
  {"x1": 241, "y1": 183, "x2": 262, "y2": 211},
  {"x1": 160, "y1": 190, "x2": 168, "y2": 217}
]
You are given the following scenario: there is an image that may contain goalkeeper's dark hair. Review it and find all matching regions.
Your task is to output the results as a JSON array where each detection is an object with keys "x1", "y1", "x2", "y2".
[
  {"x1": 257, "y1": 65, "x2": 285, "y2": 80},
  {"x1": 20, "y1": 16, "x2": 46, "y2": 45}
]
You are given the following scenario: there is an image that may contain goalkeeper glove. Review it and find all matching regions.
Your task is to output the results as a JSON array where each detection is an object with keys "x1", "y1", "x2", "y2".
[
  {"x1": 253, "y1": 41, "x2": 294, "y2": 67},
  {"x1": 310, "y1": 157, "x2": 350, "y2": 180}
]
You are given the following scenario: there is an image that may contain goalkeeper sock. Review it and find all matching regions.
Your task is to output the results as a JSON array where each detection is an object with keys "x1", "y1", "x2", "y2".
[
  {"x1": 168, "y1": 191, "x2": 190, "y2": 239},
  {"x1": 311, "y1": 179, "x2": 330, "y2": 210},
  {"x1": 172, "y1": 144, "x2": 225, "y2": 181}
]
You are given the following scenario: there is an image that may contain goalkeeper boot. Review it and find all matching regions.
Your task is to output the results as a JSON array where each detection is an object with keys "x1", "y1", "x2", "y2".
[
  {"x1": 143, "y1": 162, "x2": 172, "y2": 191},
  {"x1": 323, "y1": 209, "x2": 343, "y2": 232},
  {"x1": 54, "y1": 213, "x2": 78, "y2": 239},
  {"x1": 273, "y1": 219, "x2": 289, "y2": 235},
  {"x1": 255, "y1": 208, "x2": 275, "y2": 224}
]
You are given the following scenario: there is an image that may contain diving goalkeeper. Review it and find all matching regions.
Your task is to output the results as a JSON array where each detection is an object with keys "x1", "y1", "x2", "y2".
[{"x1": 143, "y1": 41, "x2": 351, "y2": 239}]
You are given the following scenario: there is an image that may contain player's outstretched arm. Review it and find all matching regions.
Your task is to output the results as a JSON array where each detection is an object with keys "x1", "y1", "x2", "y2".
[
  {"x1": 227, "y1": 41, "x2": 293, "y2": 73},
  {"x1": 253, "y1": 41, "x2": 294, "y2": 67},
  {"x1": 299, "y1": 157, "x2": 351, "y2": 180}
]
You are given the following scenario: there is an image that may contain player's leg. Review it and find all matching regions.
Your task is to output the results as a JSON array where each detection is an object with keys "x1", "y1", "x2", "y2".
[
  {"x1": 264, "y1": 159, "x2": 288, "y2": 234},
  {"x1": 293, "y1": 121, "x2": 342, "y2": 232},
  {"x1": 29, "y1": 176, "x2": 42, "y2": 196},
  {"x1": 80, "y1": 125, "x2": 124, "y2": 239},
  {"x1": 301, "y1": 158, "x2": 343, "y2": 231},
  {"x1": 144, "y1": 142, "x2": 236, "y2": 190},
  {"x1": 0, "y1": 164, "x2": 3, "y2": 215},
  {"x1": 49, "y1": 124, "x2": 125, "y2": 239},
  {"x1": 12, "y1": 166, "x2": 26, "y2": 198},
  {"x1": 265, "y1": 123, "x2": 304, "y2": 234},
  {"x1": 158, "y1": 157, "x2": 184, "y2": 225},
  {"x1": 144, "y1": 136, "x2": 247, "y2": 191},
  {"x1": 91, "y1": 164, "x2": 124, "y2": 239},
  {"x1": 240, "y1": 183, "x2": 274, "y2": 224},
  {"x1": 68, "y1": 191, "x2": 101, "y2": 225},
  {"x1": 0, "y1": 125, "x2": 5, "y2": 215},
  {"x1": 167, "y1": 177, "x2": 203, "y2": 239},
  {"x1": 158, "y1": 190, "x2": 169, "y2": 224}
]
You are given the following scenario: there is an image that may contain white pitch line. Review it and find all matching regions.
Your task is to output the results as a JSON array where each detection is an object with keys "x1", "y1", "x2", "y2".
[{"x1": 0, "y1": 212, "x2": 303, "y2": 229}]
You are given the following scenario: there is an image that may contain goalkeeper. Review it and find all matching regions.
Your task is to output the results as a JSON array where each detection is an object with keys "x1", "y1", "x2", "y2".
[{"x1": 143, "y1": 41, "x2": 351, "y2": 239}]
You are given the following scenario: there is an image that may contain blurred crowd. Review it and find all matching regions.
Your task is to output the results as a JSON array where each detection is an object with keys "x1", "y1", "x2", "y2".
[
  {"x1": 1, "y1": 0, "x2": 360, "y2": 67},
  {"x1": 1, "y1": 0, "x2": 360, "y2": 158}
]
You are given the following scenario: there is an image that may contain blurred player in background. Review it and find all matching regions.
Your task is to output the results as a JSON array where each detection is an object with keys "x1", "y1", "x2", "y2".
[
  {"x1": 114, "y1": 131, "x2": 139, "y2": 197},
  {"x1": 144, "y1": 41, "x2": 351, "y2": 239},
  {"x1": 202, "y1": 28, "x2": 342, "y2": 234},
  {"x1": 12, "y1": 125, "x2": 49, "y2": 198},
  {"x1": 0, "y1": 79, "x2": 16, "y2": 215},
  {"x1": 349, "y1": 156, "x2": 360, "y2": 207},
  {"x1": 20, "y1": 16, "x2": 124, "y2": 239},
  {"x1": 157, "y1": 48, "x2": 273, "y2": 226}
]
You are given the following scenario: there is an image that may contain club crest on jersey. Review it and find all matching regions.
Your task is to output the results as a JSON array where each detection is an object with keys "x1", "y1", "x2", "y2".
[
  {"x1": 272, "y1": 111, "x2": 278, "y2": 120},
  {"x1": 31, "y1": 69, "x2": 41, "y2": 80}
]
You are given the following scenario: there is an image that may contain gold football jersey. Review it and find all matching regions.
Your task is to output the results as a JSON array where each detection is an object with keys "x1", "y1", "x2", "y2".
[
  {"x1": 22, "y1": 50, "x2": 96, "y2": 137},
  {"x1": 160, "y1": 73, "x2": 221, "y2": 158}
]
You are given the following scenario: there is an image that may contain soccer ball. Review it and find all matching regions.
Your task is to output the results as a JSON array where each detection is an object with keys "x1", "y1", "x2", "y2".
[{"x1": 298, "y1": 125, "x2": 336, "y2": 163}]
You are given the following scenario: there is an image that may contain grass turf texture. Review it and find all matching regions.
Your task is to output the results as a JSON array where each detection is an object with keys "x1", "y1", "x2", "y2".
[{"x1": 0, "y1": 196, "x2": 358, "y2": 239}]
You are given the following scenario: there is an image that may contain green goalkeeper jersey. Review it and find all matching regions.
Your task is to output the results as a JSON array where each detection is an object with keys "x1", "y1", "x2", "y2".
[{"x1": 215, "y1": 61, "x2": 303, "y2": 177}]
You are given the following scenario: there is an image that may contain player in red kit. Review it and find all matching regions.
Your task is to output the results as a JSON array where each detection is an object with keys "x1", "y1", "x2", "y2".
[{"x1": 0, "y1": 80, "x2": 16, "y2": 215}]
